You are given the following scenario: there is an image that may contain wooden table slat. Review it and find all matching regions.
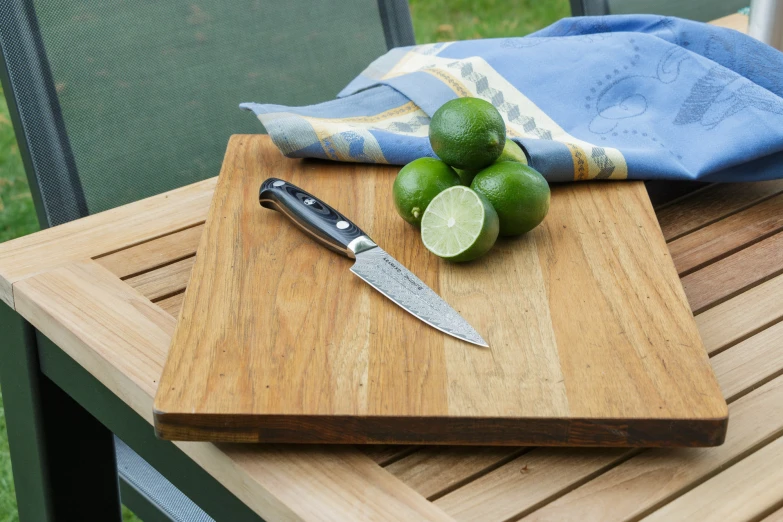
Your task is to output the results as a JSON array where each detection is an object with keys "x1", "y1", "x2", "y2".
[
  {"x1": 642, "y1": 434, "x2": 783, "y2": 522},
  {"x1": 761, "y1": 506, "x2": 783, "y2": 522},
  {"x1": 96, "y1": 224, "x2": 204, "y2": 279},
  {"x1": 359, "y1": 446, "x2": 422, "y2": 466},
  {"x1": 656, "y1": 179, "x2": 783, "y2": 242},
  {"x1": 0, "y1": 177, "x2": 216, "y2": 308},
  {"x1": 386, "y1": 446, "x2": 526, "y2": 500},
  {"x1": 434, "y1": 447, "x2": 630, "y2": 522},
  {"x1": 125, "y1": 256, "x2": 195, "y2": 302},
  {"x1": 13, "y1": 261, "x2": 173, "y2": 416},
  {"x1": 668, "y1": 192, "x2": 783, "y2": 275},
  {"x1": 695, "y1": 272, "x2": 783, "y2": 354},
  {"x1": 681, "y1": 230, "x2": 783, "y2": 314},
  {"x1": 156, "y1": 292, "x2": 186, "y2": 318},
  {"x1": 712, "y1": 320, "x2": 783, "y2": 402},
  {"x1": 523, "y1": 375, "x2": 783, "y2": 522},
  {"x1": 12, "y1": 260, "x2": 452, "y2": 521}
]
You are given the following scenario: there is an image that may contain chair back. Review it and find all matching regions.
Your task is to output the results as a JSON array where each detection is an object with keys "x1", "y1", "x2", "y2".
[
  {"x1": 0, "y1": 0, "x2": 414, "y2": 226},
  {"x1": 571, "y1": 0, "x2": 747, "y2": 21}
]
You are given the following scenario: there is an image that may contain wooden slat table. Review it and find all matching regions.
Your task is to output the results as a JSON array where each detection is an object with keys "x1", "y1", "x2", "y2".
[
  {"x1": 2, "y1": 12, "x2": 781, "y2": 522},
  {"x1": 3, "y1": 159, "x2": 783, "y2": 522}
]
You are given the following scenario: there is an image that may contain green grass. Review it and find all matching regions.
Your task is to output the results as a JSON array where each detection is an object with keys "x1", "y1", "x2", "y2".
[
  {"x1": 0, "y1": 90, "x2": 38, "y2": 244},
  {"x1": 0, "y1": 3, "x2": 569, "y2": 520},
  {"x1": 0, "y1": 397, "x2": 15, "y2": 522},
  {"x1": 410, "y1": 0, "x2": 570, "y2": 42}
]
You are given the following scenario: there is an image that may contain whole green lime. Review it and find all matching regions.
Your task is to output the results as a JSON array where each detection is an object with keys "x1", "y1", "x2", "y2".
[
  {"x1": 393, "y1": 157, "x2": 461, "y2": 227},
  {"x1": 496, "y1": 139, "x2": 527, "y2": 164},
  {"x1": 455, "y1": 140, "x2": 528, "y2": 186},
  {"x1": 429, "y1": 98, "x2": 506, "y2": 171},
  {"x1": 470, "y1": 162, "x2": 550, "y2": 236}
]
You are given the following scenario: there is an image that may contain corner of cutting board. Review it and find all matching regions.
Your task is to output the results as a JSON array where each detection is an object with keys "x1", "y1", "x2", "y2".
[
  {"x1": 705, "y1": 401, "x2": 730, "y2": 446},
  {"x1": 684, "y1": 414, "x2": 729, "y2": 447},
  {"x1": 710, "y1": 415, "x2": 729, "y2": 446},
  {"x1": 226, "y1": 134, "x2": 245, "y2": 146},
  {"x1": 151, "y1": 405, "x2": 176, "y2": 440},
  {"x1": 226, "y1": 133, "x2": 264, "y2": 150}
]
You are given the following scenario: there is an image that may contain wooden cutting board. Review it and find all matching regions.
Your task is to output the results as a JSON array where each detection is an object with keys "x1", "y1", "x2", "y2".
[{"x1": 153, "y1": 135, "x2": 728, "y2": 447}]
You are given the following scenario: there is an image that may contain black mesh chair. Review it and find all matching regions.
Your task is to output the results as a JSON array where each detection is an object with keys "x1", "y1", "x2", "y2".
[
  {"x1": 1, "y1": 0, "x2": 414, "y2": 227},
  {"x1": 0, "y1": 2, "x2": 414, "y2": 520},
  {"x1": 570, "y1": 0, "x2": 747, "y2": 20}
]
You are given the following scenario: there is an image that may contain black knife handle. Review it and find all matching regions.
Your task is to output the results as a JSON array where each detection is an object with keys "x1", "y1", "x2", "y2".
[{"x1": 259, "y1": 178, "x2": 376, "y2": 258}]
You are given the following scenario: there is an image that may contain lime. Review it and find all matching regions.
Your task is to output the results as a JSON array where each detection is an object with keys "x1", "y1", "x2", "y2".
[
  {"x1": 470, "y1": 162, "x2": 550, "y2": 237},
  {"x1": 393, "y1": 157, "x2": 461, "y2": 227},
  {"x1": 421, "y1": 186, "x2": 499, "y2": 262},
  {"x1": 454, "y1": 168, "x2": 477, "y2": 187},
  {"x1": 497, "y1": 139, "x2": 527, "y2": 164},
  {"x1": 429, "y1": 98, "x2": 506, "y2": 170},
  {"x1": 455, "y1": 140, "x2": 528, "y2": 186}
]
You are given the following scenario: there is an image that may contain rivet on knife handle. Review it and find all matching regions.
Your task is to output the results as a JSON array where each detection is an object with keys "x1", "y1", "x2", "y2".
[{"x1": 259, "y1": 178, "x2": 377, "y2": 258}]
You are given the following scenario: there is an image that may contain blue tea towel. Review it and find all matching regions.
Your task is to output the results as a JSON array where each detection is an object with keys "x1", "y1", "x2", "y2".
[{"x1": 241, "y1": 15, "x2": 783, "y2": 182}]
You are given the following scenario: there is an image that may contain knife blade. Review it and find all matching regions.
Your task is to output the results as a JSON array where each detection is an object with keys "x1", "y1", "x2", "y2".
[{"x1": 259, "y1": 177, "x2": 488, "y2": 347}]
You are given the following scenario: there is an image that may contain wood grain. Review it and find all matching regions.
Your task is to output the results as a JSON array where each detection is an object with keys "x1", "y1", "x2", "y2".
[
  {"x1": 681, "y1": 231, "x2": 783, "y2": 313},
  {"x1": 642, "y1": 434, "x2": 783, "y2": 522},
  {"x1": 435, "y1": 448, "x2": 630, "y2": 522},
  {"x1": 0, "y1": 177, "x2": 215, "y2": 308},
  {"x1": 531, "y1": 183, "x2": 720, "y2": 423},
  {"x1": 434, "y1": 302, "x2": 783, "y2": 521},
  {"x1": 696, "y1": 273, "x2": 783, "y2": 354},
  {"x1": 762, "y1": 506, "x2": 783, "y2": 522},
  {"x1": 712, "y1": 320, "x2": 783, "y2": 402},
  {"x1": 12, "y1": 260, "x2": 451, "y2": 522},
  {"x1": 125, "y1": 256, "x2": 195, "y2": 301},
  {"x1": 655, "y1": 180, "x2": 783, "y2": 241},
  {"x1": 668, "y1": 193, "x2": 783, "y2": 275},
  {"x1": 157, "y1": 292, "x2": 186, "y2": 318},
  {"x1": 386, "y1": 446, "x2": 524, "y2": 499},
  {"x1": 154, "y1": 135, "x2": 726, "y2": 446},
  {"x1": 149, "y1": 279, "x2": 783, "y2": 519},
  {"x1": 14, "y1": 261, "x2": 171, "y2": 414},
  {"x1": 360, "y1": 445, "x2": 420, "y2": 466},
  {"x1": 525, "y1": 375, "x2": 783, "y2": 522},
  {"x1": 96, "y1": 224, "x2": 204, "y2": 278}
]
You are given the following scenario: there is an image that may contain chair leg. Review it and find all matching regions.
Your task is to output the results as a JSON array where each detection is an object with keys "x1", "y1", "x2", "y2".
[{"x1": 0, "y1": 303, "x2": 122, "y2": 522}]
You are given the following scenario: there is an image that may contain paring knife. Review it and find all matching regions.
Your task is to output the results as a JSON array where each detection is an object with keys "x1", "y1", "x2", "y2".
[{"x1": 259, "y1": 178, "x2": 488, "y2": 347}]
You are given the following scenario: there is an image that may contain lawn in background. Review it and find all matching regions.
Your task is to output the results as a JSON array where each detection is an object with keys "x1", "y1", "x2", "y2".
[
  {"x1": 0, "y1": 87, "x2": 37, "y2": 244},
  {"x1": 0, "y1": 2, "x2": 569, "y2": 520},
  {"x1": 410, "y1": 0, "x2": 569, "y2": 41}
]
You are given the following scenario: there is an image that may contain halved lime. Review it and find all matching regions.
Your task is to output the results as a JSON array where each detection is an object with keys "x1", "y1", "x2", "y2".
[{"x1": 421, "y1": 186, "x2": 499, "y2": 262}]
